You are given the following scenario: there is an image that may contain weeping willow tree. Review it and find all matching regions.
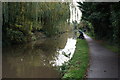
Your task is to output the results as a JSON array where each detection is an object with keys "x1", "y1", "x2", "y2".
[{"x1": 2, "y1": 2, "x2": 70, "y2": 45}]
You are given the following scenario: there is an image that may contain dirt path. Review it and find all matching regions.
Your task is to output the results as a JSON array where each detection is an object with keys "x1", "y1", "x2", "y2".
[{"x1": 84, "y1": 34, "x2": 119, "y2": 78}]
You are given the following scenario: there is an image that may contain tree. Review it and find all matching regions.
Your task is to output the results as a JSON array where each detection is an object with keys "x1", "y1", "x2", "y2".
[
  {"x1": 2, "y1": 2, "x2": 70, "y2": 45},
  {"x1": 78, "y1": 2, "x2": 120, "y2": 46}
]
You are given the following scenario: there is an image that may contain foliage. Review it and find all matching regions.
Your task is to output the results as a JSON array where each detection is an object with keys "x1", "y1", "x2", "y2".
[
  {"x1": 6, "y1": 28, "x2": 26, "y2": 43},
  {"x1": 2, "y1": 2, "x2": 70, "y2": 45},
  {"x1": 78, "y1": 2, "x2": 120, "y2": 47}
]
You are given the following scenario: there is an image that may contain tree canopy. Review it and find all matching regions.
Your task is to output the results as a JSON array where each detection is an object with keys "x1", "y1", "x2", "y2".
[
  {"x1": 78, "y1": 2, "x2": 120, "y2": 46},
  {"x1": 2, "y1": 2, "x2": 70, "y2": 45}
]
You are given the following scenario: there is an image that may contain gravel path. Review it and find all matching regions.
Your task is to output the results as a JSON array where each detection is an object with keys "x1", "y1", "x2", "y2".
[{"x1": 84, "y1": 34, "x2": 119, "y2": 78}]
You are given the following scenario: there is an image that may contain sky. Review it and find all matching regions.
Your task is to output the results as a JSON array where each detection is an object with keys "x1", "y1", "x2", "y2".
[
  {"x1": 69, "y1": 0, "x2": 84, "y2": 23},
  {"x1": 69, "y1": 0, "x2": 120, "y2": 23},
  {"x1": 1, "y1": 0, "x2": 120, "y2": 2}
]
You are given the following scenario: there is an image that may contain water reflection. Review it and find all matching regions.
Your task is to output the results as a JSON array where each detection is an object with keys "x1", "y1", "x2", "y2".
[
  {"x1": 3, "y1": 31, "x2": 77, "y2": 78},
  {"x1": 52, "y1": 38, "x2": 76, "y2": 66}
]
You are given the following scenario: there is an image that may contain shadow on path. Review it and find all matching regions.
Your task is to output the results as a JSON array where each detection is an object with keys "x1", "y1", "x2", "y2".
[{"x1": 84, "y1": 34, "x2": 119, "y2": 78}]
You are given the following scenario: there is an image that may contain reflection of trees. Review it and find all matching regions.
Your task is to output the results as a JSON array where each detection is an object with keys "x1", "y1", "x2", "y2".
[{"x1": 3, "y1": 32, "x2": 69, "y2": 78}]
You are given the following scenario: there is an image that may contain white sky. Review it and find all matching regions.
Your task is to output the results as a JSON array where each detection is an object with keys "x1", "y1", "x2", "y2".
[
  {"x1": 1, "y1": 0, "x2": 119, "y2": 2},
  {"x1": 69, "y1": 0, "x2": 84, "y2": 23}
]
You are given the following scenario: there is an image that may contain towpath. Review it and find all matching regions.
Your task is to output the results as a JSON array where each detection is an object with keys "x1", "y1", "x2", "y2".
[{"x1": 84, "y1": 34, "x2": 119, "y2": 78}]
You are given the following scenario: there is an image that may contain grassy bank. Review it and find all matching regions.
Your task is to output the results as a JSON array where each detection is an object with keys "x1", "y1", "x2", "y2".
[
  {"x1": 86, "y1": 32, "x2": 119, "y2": 54},
  {"x1": 61, "y1": 39, "x2": 89, "y2": 79},
  {"x1": 96, "y1": 40, "x2": 119, "y2": 54}
]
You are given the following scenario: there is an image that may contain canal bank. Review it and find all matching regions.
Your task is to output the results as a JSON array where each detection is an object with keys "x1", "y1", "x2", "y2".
[{"x1": 61, "y1": 38, "x2": 89, "y2": 79}]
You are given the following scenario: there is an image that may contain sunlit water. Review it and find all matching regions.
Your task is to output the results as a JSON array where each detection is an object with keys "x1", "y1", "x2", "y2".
[
  {"x1": 51, "y1": 38, "x2": 76, "y2": 66},
  {"x1": 3, "y1": 31, "x2": 77, "y2": 78}
]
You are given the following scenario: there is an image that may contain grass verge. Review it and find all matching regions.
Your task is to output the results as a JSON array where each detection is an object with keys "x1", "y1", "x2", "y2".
[
  {"x1": 86, "y1": 32, "x2": 119, "y2": 54},
  {"x1": 96, "y1": 40, "x2": 119, "y2": 54},
  {"x1": 61, "y1": 39, "x2": 89, "y2": 80}
]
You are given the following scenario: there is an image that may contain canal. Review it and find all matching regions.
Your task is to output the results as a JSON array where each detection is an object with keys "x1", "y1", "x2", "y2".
[{"x1": 3, "y1": 31, "x2": 77, "y2": 78}]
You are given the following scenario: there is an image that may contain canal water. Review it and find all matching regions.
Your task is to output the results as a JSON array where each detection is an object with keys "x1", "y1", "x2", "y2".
[{"x1": 2, "y1": 31, "x2": 77, "y2": 78}]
